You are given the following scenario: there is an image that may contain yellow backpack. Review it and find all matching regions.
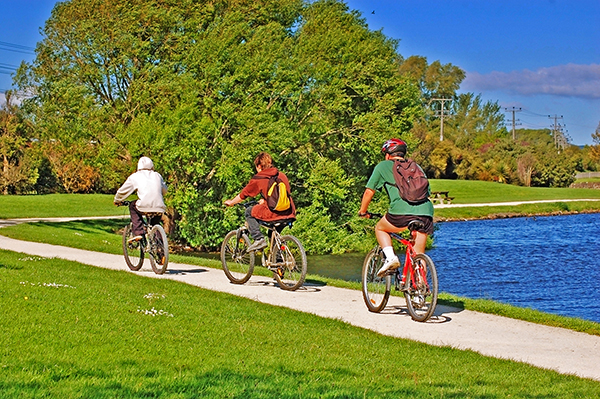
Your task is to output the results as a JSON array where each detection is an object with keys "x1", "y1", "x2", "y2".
[{"x1": 265, "y1": 174, "x2": 291, "y2": 212}]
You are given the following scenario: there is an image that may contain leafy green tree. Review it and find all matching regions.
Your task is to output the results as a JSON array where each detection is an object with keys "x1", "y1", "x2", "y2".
[
  {"x1": 0, "y1": 92, "x2": 39, "y2": 194},
  {"x1": 17, "y1": 0, "x2": 423, "y2": 252}
]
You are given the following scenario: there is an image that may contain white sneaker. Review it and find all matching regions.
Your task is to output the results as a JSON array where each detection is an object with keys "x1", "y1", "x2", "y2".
[
  {"x1": 377, "y1": 256, "x2": 400, "y2": 277},
  {"x1": 247, "y1": 238, "x2": 267, "y2": 252},
  {"x1": 128, "y1": 235, "x2": 143, "y2": 244}
]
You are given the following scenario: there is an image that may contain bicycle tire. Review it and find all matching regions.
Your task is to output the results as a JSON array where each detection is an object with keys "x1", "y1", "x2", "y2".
[
  {"x1": 221, "y1": 229, "x2": 255, "y2": 284},
  {"x1": 122, "y1": 223, "x2": 144, "y2": 271},
  {"x1": 272, "y1": 235, "x2": 307, "y2": 291},
  {"x1": 361, "y1": 247, "x2": 391, "y2": 312},
  {"x1": 148, "y1": 225, "x2": 169, "y2": 275},
  {"x1": 404, "y1": 253, "x2": 438, "y2": 322}
]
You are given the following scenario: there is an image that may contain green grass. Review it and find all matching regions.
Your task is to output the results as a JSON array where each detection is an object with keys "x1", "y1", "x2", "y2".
[
  {"x1": 1, "y1": 219, "x2": 599, "y2": 337},
  {"x1": 0, "y1": 194, "x2": 124, "y2": 219},
  {"x1": 1, "y1": 250, "x2": 599, "y2": 397},
  {"x1": 434, "y1": 200, "x2": 600, "y2": 220},
  {"x1": 429, "y1": 179, "x2": 600, "y2": 203}
]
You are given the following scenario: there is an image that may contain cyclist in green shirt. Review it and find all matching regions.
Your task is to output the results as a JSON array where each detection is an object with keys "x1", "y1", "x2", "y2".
[{"x1": 358, "y1": 138, "x2": 434, "y2": 277}]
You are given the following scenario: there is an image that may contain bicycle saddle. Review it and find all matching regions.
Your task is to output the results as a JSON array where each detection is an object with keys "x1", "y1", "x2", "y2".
[
  {"x1": 258, "y1": 218, "x2": 296, "y2": 228},
  {"x1": 407, "y1": 220, "x2": 425, "y2": 232}
]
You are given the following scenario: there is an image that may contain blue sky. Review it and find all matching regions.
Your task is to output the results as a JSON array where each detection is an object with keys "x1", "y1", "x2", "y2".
[{"x1": 1, "y1": 0, "x2": 599, "y2": 144}]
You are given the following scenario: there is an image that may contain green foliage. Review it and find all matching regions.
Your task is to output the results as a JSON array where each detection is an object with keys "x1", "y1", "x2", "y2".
[
  {"x1": 16, "y1": 0, "x2": 425, "y2": 251},
  {"x1": 0, "y1": 92, "x2": 40, "y2": 194},
  {"x1": 13, "y1": 0, "x2": 588, "y2": 252}
]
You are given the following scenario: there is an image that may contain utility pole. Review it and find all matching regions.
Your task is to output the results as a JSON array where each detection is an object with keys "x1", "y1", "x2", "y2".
[
  {"x1": 548, "y1": 114, "x2": 567, "y2": 152},
  {"x1": 431, "y1": 98, "x2": 452, "y2": 141},
  {"x1": 504, "y1": 107, "x2": 522, "y2": 140}
]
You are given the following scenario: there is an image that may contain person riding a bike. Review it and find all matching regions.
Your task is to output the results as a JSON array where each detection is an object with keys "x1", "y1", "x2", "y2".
[
  {"x1": 224, "y1": 152, "x2": 296, "y2": 252},
  {"x1": 114, "y1": 156, "x2": 168, "y2": 241},
  {"x1": 358, "y1": 139, "x2": 434, "y2": 277}
]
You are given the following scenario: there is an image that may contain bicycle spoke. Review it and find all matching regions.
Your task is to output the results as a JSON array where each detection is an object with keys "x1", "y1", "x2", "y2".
[
  {"x1": 404, "y1": 254, "x2": 438, "y2": 322},
  {"x1": 221, "y1": 230, "x2": 255, "y2": 284},
  {"x1": 273, "y1": 235, "x2": 307, "y2": 291},
  {"x1": 361, "y1": 247, "x2": 391, "y2": 313}
]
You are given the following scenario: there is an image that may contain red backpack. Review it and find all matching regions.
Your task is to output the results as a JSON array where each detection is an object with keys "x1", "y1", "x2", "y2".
[{"x1": 392, "y1": 159, "x2": 430, "y2": 205}]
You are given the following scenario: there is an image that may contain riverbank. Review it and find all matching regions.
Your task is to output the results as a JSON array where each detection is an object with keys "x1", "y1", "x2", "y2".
[{"x1": 432, "y1": 198, "x2": 600, "y2": 222}]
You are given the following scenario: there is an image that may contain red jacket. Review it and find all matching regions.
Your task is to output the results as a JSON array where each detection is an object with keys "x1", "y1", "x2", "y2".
[{"x1": 239, "y1": 167, "x2": 296, "y2": 221}]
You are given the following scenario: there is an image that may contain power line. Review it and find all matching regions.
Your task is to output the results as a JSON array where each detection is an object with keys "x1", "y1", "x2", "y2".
[
  {"x1": 520, "y1": 109, "x2": 550, "y2": 118},
  {"x1": 0, "y1": 40, "x2": 35, "y2": 55}
]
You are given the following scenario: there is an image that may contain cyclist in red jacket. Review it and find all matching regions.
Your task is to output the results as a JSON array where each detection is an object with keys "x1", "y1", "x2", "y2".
[{"x1": 224, "y1": 152, "x2": 296, "y2": 252}]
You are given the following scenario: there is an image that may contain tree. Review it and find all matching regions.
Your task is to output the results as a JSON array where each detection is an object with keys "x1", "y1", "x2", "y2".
[
  {"x1": 590, "y1": 121, "x2": 600, "y2": 163},
  {"x1": 0, "y1": 91, "x2": 39, "y2": 194},
  {"x1": 17, "y1": 0, "x2": 423, "y2": 252}
]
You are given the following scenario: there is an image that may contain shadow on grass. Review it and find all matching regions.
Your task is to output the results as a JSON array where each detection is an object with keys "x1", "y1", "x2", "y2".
[
  {"x1": 438, "y1": 296, "x2": 466, "y2": 310},
  {"x1": 0, "y1": 262, "x2": 23, "y2": 270},
  {"x1": 34, "y1": 219, "x2": 127, "y2": 235},
  {"x1": 1, "y1": 364, "x2": 434, "y2": 398}
]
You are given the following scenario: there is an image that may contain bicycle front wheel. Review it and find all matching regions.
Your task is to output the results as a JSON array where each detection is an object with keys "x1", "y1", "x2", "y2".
[
  {"x1": 122, "y1": 223, "x2": 144, "y2": 271},
  {"x1": 221, "y1": 229, "x2": 255, "y2": 284},
  {"x1": 272, "y1": 235, "x2": 307, "y2": 291},
  {"x1": 404, "y1": 253, "x2": 438, "y2": 322},
  {"x1": 148, "y1": 225, "x2": 169, "y2": 275},
  {"x1": 361, "y1": 247, "x2": 391, "y2": 313}
]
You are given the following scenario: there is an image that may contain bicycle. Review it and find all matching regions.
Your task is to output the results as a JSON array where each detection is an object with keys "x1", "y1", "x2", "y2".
[
  {"x1": 118, "y1": 200, "x2": 169, "y2": 275},
  {"x1": 361, "y1": 212, "x2": 438, "y2": 322},
  {"x1": 221, "y1": 202, "x2": 307, "y2": 291}
]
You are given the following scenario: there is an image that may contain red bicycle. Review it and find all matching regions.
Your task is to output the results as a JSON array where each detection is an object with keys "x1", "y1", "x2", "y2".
[{"x1": 361, "y1": 212, "x2": 438, "y2": 322}]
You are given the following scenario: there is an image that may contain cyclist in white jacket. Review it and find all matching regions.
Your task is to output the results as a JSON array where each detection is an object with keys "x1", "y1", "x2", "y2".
[{"x1": 114, "y1": 156, "x2": 168, "y2": 240}]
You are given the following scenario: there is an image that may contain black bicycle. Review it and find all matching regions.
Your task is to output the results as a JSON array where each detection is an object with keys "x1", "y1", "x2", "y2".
[
  {"x1": 118, "y1": 200, "x2": 169, "y2": 274},
  {"x1": 221, "y1": 202, "x2": 307, "y2": 291}
]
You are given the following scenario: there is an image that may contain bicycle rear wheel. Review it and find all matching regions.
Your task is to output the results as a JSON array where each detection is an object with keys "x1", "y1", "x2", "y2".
[
  {"x1": 404, "y1": 253, "x2": 438, "y2": 322},
  {"x1": 122, "y1": 223, "x2": 144, "y2": 271},
  {"x1": 148, "y1": 225, "x2": 169, "y2": 274},
  {"x1": 361, "y1": 247, "x2": 391, "y2": 312},
  {"x1": 221, "y1": 229, "x2": 255, "y2": 284},
  {"x1": 272, "y1": 235, "x2": 307, "y2": 291}
]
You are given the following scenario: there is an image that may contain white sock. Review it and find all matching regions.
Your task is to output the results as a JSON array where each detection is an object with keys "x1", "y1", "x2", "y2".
[{"x1": 382, "y1": 246, "x2": 396, "y2": 259}]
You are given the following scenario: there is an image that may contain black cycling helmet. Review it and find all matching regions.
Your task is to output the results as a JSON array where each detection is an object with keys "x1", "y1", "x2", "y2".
[{"x1": 381, "y1": 138, "x2": 407, "y2": 157}]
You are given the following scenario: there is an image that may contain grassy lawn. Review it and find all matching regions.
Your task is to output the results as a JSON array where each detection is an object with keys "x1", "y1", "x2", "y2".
[
  {"x1": 429, "y1": 179, "x2": 600, "y2": 204},
  {"x1": 0, "y1": 194, "x2": 122, "y2": 219},
  {"x1": 1, "y1": 250, "x2": 599, "y2": 397}
]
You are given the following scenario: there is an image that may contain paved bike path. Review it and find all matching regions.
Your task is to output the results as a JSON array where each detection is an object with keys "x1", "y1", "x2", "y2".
[{"x1": 0, "y1": 234, "x2": 599, "y2": 381}]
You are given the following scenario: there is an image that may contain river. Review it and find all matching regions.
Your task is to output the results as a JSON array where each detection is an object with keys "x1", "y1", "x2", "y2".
[{"x1": 308, "y1": 213, "x2": 600, "y2": 323}]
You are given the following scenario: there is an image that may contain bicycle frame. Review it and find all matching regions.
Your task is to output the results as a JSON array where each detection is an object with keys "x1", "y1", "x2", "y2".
[
  {"x1": 259, "y1": 223, "x2": 288, "y2": 268},
  {"x1": 389, "y1": 231, "x2": 430, "y2": 295}
]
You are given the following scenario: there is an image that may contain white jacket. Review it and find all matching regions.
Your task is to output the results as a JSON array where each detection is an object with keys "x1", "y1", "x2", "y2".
[{"x1": 114, "y1": 169, "x2": 168, "y2": 213}]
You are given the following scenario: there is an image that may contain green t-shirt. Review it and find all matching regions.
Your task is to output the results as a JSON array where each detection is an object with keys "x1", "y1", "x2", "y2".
[{"x1": 366, "y1": 160, "x2": 434, "y2": 217}]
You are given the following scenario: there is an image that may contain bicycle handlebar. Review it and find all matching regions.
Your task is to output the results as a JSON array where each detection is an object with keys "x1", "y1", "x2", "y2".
[
  {"x1": 237, "y1": 200, "x2": 258, "y2": 209},
  {"x1": 116, "y1": 200, "x2": 131, "y2": 207},
  {"x1": 359, "y1": 211, "x2": 383, "y2": 219}
]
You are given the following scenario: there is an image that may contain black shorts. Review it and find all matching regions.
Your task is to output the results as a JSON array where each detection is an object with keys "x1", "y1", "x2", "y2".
[{"x1": 384, "y1": 214, "x2": 434, "y2": 235}]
